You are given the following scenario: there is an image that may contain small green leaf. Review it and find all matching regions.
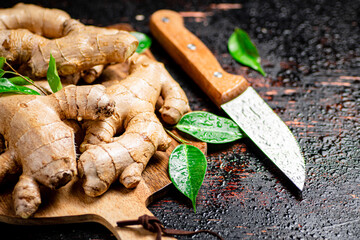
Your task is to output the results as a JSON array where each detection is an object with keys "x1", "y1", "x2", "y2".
[
  {"x1": 228, "y1": 28, "x2": 266, "y2": 76},
  {"x1": 130, "y1": 32, "x2": 152, "y2": 54},
  {"x1": 0, "y1": 69, "x2": 4, "y2": 78},
  {"x1": 47, "y1": 54, "x2": 62, "y2": 93},
  {"x1": 0, "y1": 57, "x2": 5, "y2": 69},
  {"x1": 169, "y1": 144, "x2": 207, "y2": 212},
  {"x1": 8, "y1": 76, "x2": 33, "y2": 85},
  {"x1": 0, "y1": 78, "x2": 40, "y2": 95},
  {"x1": 176, "y1": 111, "x2": 244, "y2": 144}
]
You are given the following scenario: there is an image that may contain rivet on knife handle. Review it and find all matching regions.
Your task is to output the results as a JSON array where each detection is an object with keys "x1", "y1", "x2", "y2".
[{"x1": 150, "y1": 9, "x2": 249, "y2": 108}]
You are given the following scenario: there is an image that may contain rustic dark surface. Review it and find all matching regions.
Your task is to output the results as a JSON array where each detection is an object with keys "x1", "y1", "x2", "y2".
[{"x1": 1, "y1": 0, "x2": 359, "y2": 239}]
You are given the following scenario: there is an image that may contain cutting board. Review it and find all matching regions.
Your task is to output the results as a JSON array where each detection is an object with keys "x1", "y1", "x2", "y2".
[{"x1": 0, "y1": 24, "x2": 206, "y2": 240}]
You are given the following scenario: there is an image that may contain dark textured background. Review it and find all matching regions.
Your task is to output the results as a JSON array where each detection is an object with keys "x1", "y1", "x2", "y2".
[{"x1": 1, "y1": 0, "x2": 359, "y2": 239}]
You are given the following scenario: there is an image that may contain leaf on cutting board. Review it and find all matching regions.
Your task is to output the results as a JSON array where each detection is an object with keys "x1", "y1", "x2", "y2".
[
  {"x1": 0, "y1": 57, "x2": 5, "y2": 69},
  {"x1": 47, "y1": 54, "x2": 63, "y2": 93},
  {"x1": 130, "y1": 31, "x2": 152, "y2": 54},
  {"x1": 228, "y1": 28, "x2": 266, "y2": 76},
  {"x1": 0, "y1": 78, "x2": 40, "y2": 95},
  {"x1": 8, "y1": 76, "x2": 33, "y2": 86},
  {"x1": 169, "y1": 144, "x2": 207, "y2": 212},
  {"x1": 175, "y1": 111, "x2": 244, "y2": 144}
]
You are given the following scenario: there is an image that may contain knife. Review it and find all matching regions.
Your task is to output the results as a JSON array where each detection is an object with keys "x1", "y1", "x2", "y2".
[{"x1": 150, "y1": 10, "x2": 305, "y2": 191}]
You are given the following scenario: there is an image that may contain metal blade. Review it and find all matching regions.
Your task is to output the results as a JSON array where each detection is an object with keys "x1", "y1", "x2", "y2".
[{"x1": 221, "y1": 87, "x2": 305, "y2": 190}]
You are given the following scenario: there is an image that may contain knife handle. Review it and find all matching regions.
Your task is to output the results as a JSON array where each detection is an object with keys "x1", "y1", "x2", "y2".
[{"x1": 150, "y1": 10, "x2": 249, "y2": 107}]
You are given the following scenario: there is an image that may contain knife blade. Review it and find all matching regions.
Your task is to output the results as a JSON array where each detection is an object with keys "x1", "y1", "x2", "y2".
[{"x1": 150, "y1": 10, "x2": 305, "y2": 191}]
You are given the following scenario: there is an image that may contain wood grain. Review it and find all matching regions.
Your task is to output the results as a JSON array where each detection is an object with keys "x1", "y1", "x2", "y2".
[
  {"x1": 150, "y1": 10, "x2": 249, "y2": 107},
  {"x1": 0, "y1": 23, "x2": 206, "y2": 240}
]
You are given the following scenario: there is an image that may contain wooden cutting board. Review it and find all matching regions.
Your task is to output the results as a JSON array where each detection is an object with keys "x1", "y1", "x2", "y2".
[
  {"x1": 0, "y1": 24, "x2": 206, "y2": 240},
  {"x1": 0, "y1": 135, "x2": 206, "y2": 240}
]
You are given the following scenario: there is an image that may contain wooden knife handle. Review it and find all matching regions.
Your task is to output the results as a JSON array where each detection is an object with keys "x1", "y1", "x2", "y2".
[{"x1": 150, "y1": 10, "x2": 249, "y2": 107}]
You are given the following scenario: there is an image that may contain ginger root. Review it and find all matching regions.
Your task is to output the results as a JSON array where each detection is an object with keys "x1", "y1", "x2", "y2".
[
  {"x1": 0, "y1": 4, "x2": 192, "y2": 212},
  {"x1": 0, "y1": 85, "x2": 115, "y2": 218},
  {"x1": 78, "y1": 54, "x2": 190, "y2": 197},
  {"x1": 0, "y1": 3, "x2": 138, "y2": 79}
]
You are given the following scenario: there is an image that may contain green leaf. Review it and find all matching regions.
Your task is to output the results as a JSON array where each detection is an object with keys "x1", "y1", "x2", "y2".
[
  {"x1": 176, "y1": 111, "x2": 244, "y2": 144},
  {"x1": 47, "y1": 54, "x2": 62, "y2": 93},
  {"x1": 8, "y1": 76, "x2": 33, "y2": 85},
  {"x1": 0, "y1": 78, "x2": 40, "y2": 95},
  {"x1": 130, "y1": 32, "x2": 152, "y2": 54},
  {"x1": 0, "y1": 69, "x2": 4, "y2": 78},
  {"x1": 169, "y1": 144, "x2": 207, "y2": 212},
  {"x1": 0, "y1": 57, "x2": 5, "y2": 69},
  {"x1": 228, "y1": 28, "x2": 266, "y2": 76}
]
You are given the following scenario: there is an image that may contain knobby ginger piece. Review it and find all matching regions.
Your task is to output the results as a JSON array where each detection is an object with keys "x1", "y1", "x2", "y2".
[
  {"x1": 78, "y1": 54, "x2": 190, "y2": 197},
  {"x1": 0, "y1": 3, "x2": 138, "y2": 79},
  {"x1": 0, "y1": 85, "x2": 115, "y2": 218}
]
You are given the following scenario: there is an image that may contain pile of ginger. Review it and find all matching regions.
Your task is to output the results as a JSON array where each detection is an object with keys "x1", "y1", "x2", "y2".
[{"x1": 0, "y1": 3, "x2": 190, "y2": 218}]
